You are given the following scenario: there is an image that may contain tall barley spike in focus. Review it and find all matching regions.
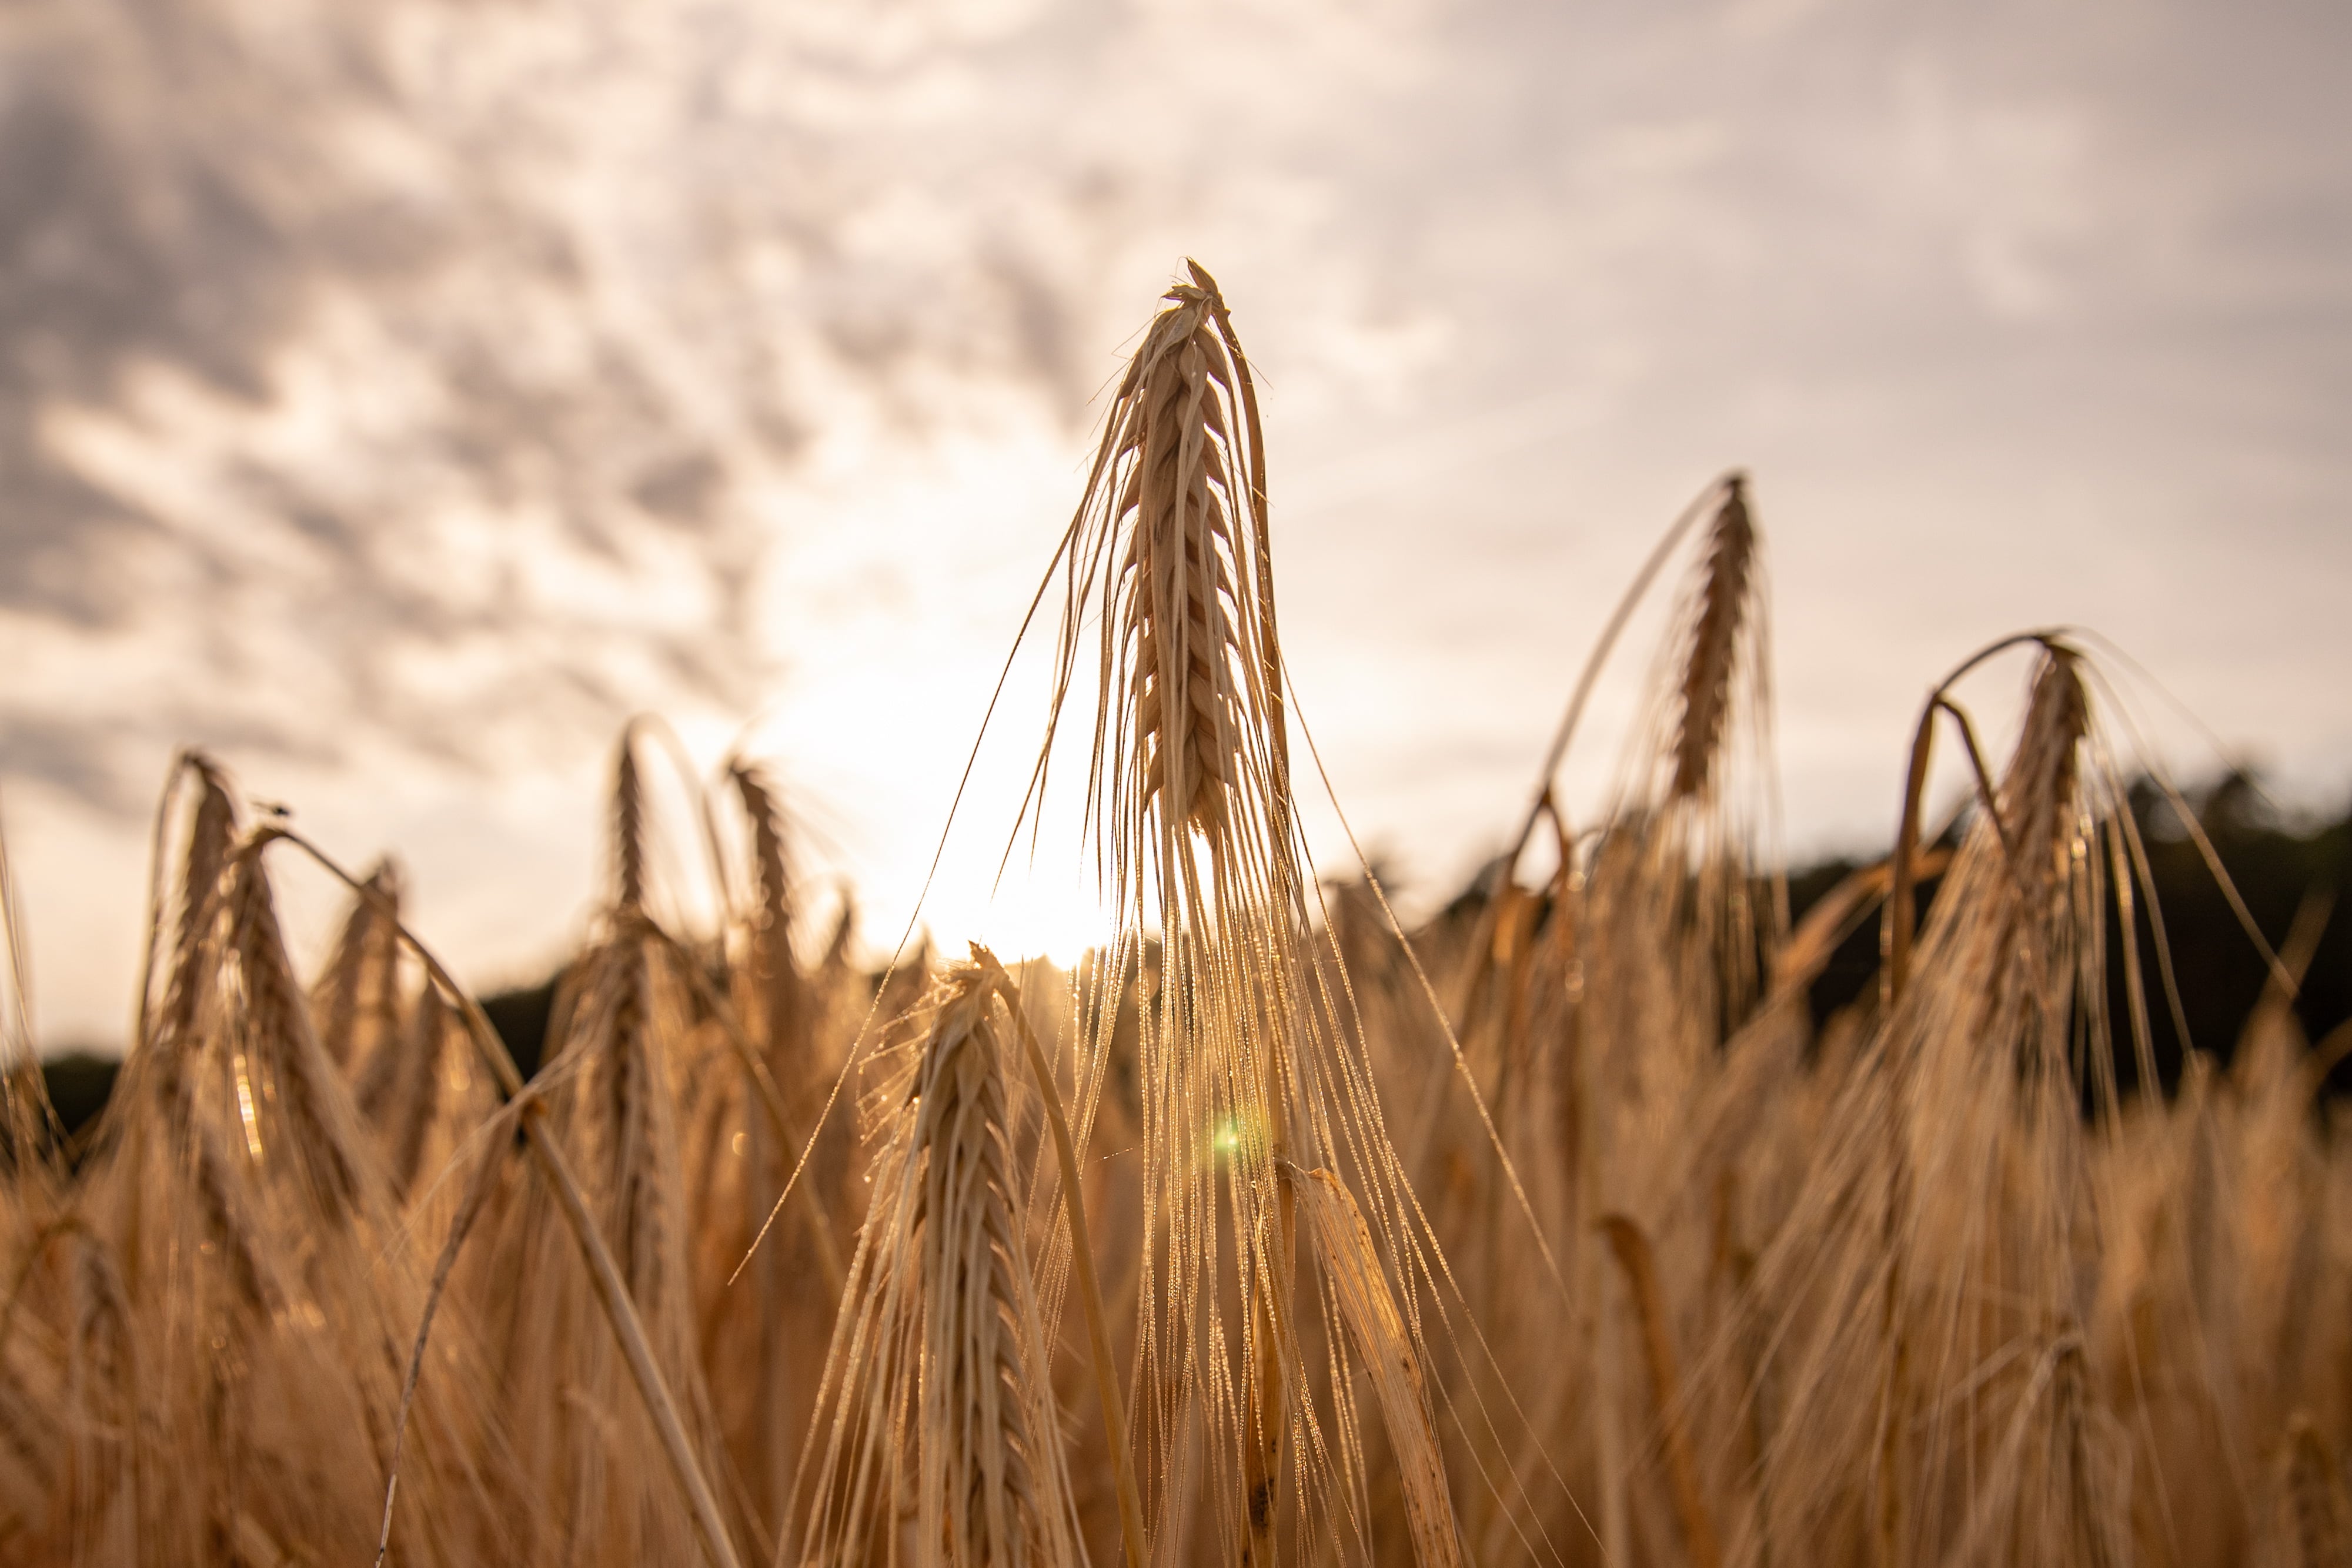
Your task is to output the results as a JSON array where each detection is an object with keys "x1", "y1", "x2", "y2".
[
  {"x1": 1071, "y1": 274, "x2": 1287, "y2": 1357},
  {"x1": 1116, "y1": 299, "x2": 1252, "y2": 844},
  {"x1": 1050, "y1": 265, "x2": 1300, "y2": 1534},
  {"x1": 1025, "y1": 263, "x2": 1469, "y2": 1563},
  {"x1": 1053, "y1": 260, "x2": 1281, "y2": 884}
]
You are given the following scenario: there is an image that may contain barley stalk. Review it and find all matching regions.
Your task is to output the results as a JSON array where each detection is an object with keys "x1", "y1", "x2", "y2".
[
  {"x1": 1289, "y1": 1165, "x2": 1463, "y2": 1568},
  {"x1": 645, "y1": 923, "x2": 843, "y2": 1298},
  {"x1": 1599, "y1": 1212, "x2": 1721, "y2": 1568}
]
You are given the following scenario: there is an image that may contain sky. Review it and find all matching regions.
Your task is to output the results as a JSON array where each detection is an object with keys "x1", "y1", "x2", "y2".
[{"x1": 4, "y1": 0, "x2": 2349, "y2": 1049}]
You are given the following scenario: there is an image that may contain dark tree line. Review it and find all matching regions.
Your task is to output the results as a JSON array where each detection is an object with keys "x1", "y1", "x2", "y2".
[{"x1": 1794, "y1": 772, "x2": 2351, "y2": 1096}]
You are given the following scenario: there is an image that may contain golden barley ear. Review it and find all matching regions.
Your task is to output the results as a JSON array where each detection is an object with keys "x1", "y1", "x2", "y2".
[
  {"x1": 1671, "y1": 472, "x2": 1757, "y2": 804},
  {"x1": 150, "y1": 752, "x2": 239, "y2": 1054},
  {"x1": 914, "y1": 974, "x2": 1079, "y2": 1566},
  {"x1": 614, "y1": 735, "x2": 647, "y2": 913},
  {"x1": 314, "y1": 860, "x2": 404, "y2": 1072},
  {"x1": 224, "y1": 833, "x2": 377, "y2": 1229},
  {"x1": 2000, "y1": 646, "x2": 2092, "y2": 896},
  {"x1": 726, "y1": 761, "x2": 810, "y2": 1068},
  {"x1": 1107, "y1": 270, "x2": 1259, "y2": 849},
  {"x1": 797, "y1": 963, "x2": 1083, "y2": 1568},
  {"x1": 1897, "y1": 639, "x2": 2094, "y2": 1061},
  {"x1": 1022, "y1": 265, "x2": 1486, "y2": 1562},
  {"x1": 1885, "y1": 633, "x2": 2089, "y2": 1006},
  {"x1": 98, "y1": 759, "x2": 279, "y2": 1313}
]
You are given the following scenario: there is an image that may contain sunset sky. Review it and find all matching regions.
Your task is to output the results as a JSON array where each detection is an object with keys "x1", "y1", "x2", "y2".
[{"x1": 6, "y1": 0, "x2": 2348, "y2": 1047}]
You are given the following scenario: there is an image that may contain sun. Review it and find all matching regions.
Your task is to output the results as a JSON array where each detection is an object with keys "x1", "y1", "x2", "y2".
[{"x1": 965, "y1": 872, "x2": 1112, "y2": 971}]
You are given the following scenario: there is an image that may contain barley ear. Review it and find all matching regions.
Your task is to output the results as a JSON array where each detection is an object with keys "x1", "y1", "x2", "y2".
[
  {"x1": 728, "y1": 762, "x2": 811, "y2": 1071},
  {"x1": 152, "y1": 754, "x2": 239, "y2": 1052},
  {"x1": 1114, "y1": 278, "x2": 1254, "y2": 848},
  {"x1": 227, "y1": 833, "x2": 373, "y2": 1228},
  {"x1": 2000, "y1": 646, "x2": 2092, "y2": 890},
  {"x1": 918, "y1": 971, "x2": 1082, "y2": 1567},
  {"x1": 315, "y1": 860, "x2": 402, "y2": 1071},
  {"x1": 977, "y1": 947, "x2": 1147, "y2": 1568},
  {"x1": 614, "y1": 734, "x2": 646, "y2": 913},
  {"x1": 1885, "y1": 631, "x2": 2079, "y2": 1004},
  {"x1": 1671, "y1": 473, "x2": 1756, "y2": 803}
]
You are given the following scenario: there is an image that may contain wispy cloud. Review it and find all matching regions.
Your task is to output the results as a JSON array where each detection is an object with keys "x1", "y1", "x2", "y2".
[{"x1": 5, "y1": 0, "x2": 2348, "y2": 1041}]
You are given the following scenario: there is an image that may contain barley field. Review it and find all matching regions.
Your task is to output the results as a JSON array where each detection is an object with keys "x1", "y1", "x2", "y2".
[{"x1": 1, "y1": 266, "x2": 2344, "y2": 1567}]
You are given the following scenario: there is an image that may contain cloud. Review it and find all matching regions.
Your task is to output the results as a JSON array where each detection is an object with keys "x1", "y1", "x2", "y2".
[
  {"x1": 0, "y1": 0, "x2": 1145, "y2": 808},
  {"x1": 6, "y1": 0, "x2": 2350, "y2": 1044}
]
